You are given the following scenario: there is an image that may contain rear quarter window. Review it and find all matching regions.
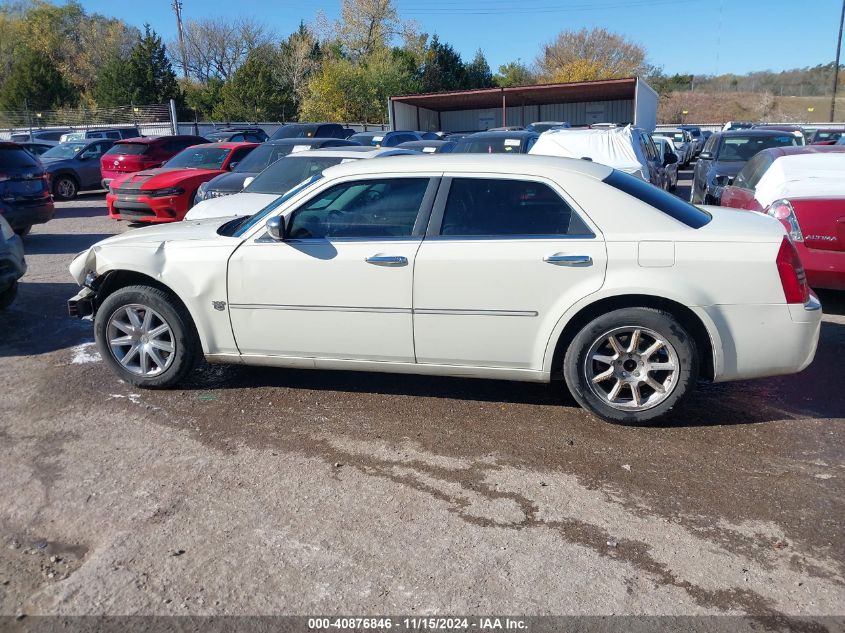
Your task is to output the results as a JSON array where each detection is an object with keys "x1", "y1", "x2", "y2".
[{"x1": 603, "y1": 170, "x2": 712, "y2": 228}]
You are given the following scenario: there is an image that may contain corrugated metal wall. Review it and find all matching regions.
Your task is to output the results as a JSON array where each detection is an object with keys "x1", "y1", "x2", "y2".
[{"x1": 437, "y1": 99, "x2": 633, "y2": 132}]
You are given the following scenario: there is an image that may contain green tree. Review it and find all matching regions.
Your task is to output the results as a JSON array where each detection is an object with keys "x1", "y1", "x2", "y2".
[
  {"x1": 494, "y1": 60, "x2": 535, "y2": 87},
  {"x1": 214, "y1": 45, "x2": 295, "y2": 121},
  {"x1": 181, "y1": 77, "x2": 225, "y2": 119},
  {"x1": 93, "y1": 55, "x2": 133, "y2": 107},
  {"x1": 420, "y1": 36, "x2": 466, "y2": 93},
  {"x1": 0, "y1": 46, "x2": 77, "y2": 110},
  {"x1": 464, "y1": 49, "x2": 494, "y2": 89},
  {"x1": 126, "y1": 25, "x2": 178, "y2": 105}
]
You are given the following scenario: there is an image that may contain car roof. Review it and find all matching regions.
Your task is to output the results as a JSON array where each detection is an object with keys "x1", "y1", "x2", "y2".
[
  {"x1": 754, "y1": 145, "x2": 845, "y2": 159},
  {"x1": 718, "y1": 129, "x2": 800, "y2": 137},
  {"x1": 463, "y1": 130, "x2": 538, "y2": 139},
  {"x1": 320, "y1": 153, "x2": 612, "y2": 181},
  {"x1": 265, "y1": 137, "x2": 347, "y2": 146},
  {"x1": 396, "y1": 140, "x2": 450, "y2": 147},
  {"x1": 289, "y1": 147, "x2": 418, "y2": 159},
  {"x1": 191, "y1": 142, "x2": 259, "y2": 150}
]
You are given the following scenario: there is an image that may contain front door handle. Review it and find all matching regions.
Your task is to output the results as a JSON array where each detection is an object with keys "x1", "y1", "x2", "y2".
[
  {"x1": 365, "y1": 254, "x2": 408, "y2": 267},
  {"x1": 544, "y1": 254, "x2": 593, "y2": 267}
]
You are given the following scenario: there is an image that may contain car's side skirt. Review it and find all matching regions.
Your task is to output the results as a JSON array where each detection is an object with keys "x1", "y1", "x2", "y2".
[{"x1": 204, "y1": 353, "x2": 551, "y2": 383}]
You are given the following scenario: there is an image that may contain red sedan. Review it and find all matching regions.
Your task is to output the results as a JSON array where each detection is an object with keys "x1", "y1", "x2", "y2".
[
  {"x1": 107, "y1": 142, "x2": 258, "y2": 223},
  {"x1": 721, "y1": 145, "x2": 845, "y2": 291}
]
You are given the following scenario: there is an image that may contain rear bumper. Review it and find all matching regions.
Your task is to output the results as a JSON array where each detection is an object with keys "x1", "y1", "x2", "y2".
[
  {"x1": 701, "y1": 299, "x2": 821, "y2": 383},
  {"x1": 796, "y1": 242, "x2": 844, "y2": 291},
  {"x1": 0, "y1": 198, "x2": 54, "y2": 230},
  {"x1": 0, "y1": 234, "x2": 26, "y2": 289},
  {"x1": 107, "y1": 192, "x2": 188, "y2": 223}
]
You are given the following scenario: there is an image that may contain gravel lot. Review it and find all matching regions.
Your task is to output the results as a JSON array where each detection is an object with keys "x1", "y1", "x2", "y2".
[{"x1": 1, "y1": 168, "x2": 843, "y2": 627}]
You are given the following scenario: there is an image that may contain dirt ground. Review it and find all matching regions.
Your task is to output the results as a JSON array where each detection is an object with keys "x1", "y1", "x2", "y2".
[{"x1": 1, "y1": 168, "x2": 843, "y2": 629}]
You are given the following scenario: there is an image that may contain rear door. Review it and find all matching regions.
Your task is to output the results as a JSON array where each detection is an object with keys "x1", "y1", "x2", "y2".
[{"x1": 413, "y1": 175, "x2": 607, "y2": 370}]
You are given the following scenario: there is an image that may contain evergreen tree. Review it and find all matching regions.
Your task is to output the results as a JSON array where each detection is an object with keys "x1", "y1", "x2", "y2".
[
  {"x1": 420, "y1": 36, "x2": 466, "y2": 93},
  {"x1": 0, "y1": 46, "x2": 77, "y2": 111},
  {"x1": 126, "y1": 24, "x2": 178, "y2": 104},
  {"x1": 464, "y1": 49, "x2": 494, "y2": 89},
  {"x1": 93, "y1": 55, "x2": 133, "y2": 107},
  {"x1": 214, "y1": 46, "x2": 295, "y2": 121}
]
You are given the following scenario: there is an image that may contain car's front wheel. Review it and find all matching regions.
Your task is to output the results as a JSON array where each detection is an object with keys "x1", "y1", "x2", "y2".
[
  {"x1": 563, "y1": 308, "x2": 698, "y2": 424},
  {"x1": 53, "y1": 175, "x2": 78, "y2": 201},
  {"x1": 94, "y1": 285, "x2": 200, "y2": 388}
]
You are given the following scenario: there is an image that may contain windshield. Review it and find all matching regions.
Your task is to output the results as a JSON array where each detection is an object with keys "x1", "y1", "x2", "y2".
[
  {"x1": 716, "y1": 135, "x2": 799, "y2": 161},
  {"x1": 245, "y1": 156, "x2": 346, "y2": 194},
  {"x1": 105, "y1": 142, "x2": 148, "y2": 156},
  {"x1": 41, "y1": 142, "x2": 87, "y2": 160},
  {"x1": 271, "y1": 125, "x2": 317, "y2": 139},
  {"x1": 233, "y1": 174, "x2": 323, "y2": 237},
  {"x1": 165, "y1": 147, "x2": 229, "y2": 169},
  {"x1": 815, "y1": 131, "x2": 842, "y2": 141},
  {"x1": 349, "y1": 133, "x2": 382, "y2": 146},
  {"x1": 454, "y1": 137, "x2": 525, "y2": 153},
  {"x1": 233, "y1": 143, "x2": 303, "y2": 173},
  {"x1": 0, "y1": 147, "x2": 39, "y2": 168}
]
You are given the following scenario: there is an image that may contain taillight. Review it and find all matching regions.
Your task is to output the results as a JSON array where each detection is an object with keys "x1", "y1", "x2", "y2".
[
  {"x1": 775, "y1": 237, "x2": 810, "y2": 304},
  {"x1": 767, "y1": 199, "x2": 803, "y2": 242}
]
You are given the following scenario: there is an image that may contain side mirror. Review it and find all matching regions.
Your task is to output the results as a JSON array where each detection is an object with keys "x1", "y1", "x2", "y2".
[
  {"x1": 265, "y1": 215, "x2": 286, "y2": 241},
  {"x1": 242, "y1": 176, "x2": 255, "y2": 189},
  {"x1": 699, "y1": 151, "x2": 713, "y2": 160},
  {"x1": 229, "y1": 161, "x2": 239, "y2": 170},
  {"x1": 663, "y1": 153, "x2": 678, "y2": 166}
]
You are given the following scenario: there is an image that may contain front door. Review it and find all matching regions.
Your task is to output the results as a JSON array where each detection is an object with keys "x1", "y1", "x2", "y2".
[
  {"x1": 413, "y1": 176, "x2": 607, "y2": 370},
  {"x1": 227, "y1": 176, "x2": 437, "y2": 362}
]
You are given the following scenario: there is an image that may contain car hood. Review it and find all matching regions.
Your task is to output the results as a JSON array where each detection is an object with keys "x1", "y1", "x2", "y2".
[
  {"x1": 112, "y1": 167, "x2": 223, "y2": 189},
  {"x1": 184, "y1": 192, "x2": 279, "y2": 221},
  {"x1": 69, "y1": 217, "x2": 238, "y2": 284},
  {"x1": 41, "y1": 158, "x2": 75, "y2": 171},
  {"x1": 710, "y1": 161, "x2": 745, "y2": 178},
  {"x1": 205, "y1": 171, "x2": 256, "y2": 194}
]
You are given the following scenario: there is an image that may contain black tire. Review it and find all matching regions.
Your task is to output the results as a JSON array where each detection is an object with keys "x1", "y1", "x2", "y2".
[
  {"x1": 94, "y1": 284, "x2": 200, "y2": 388},
  {"x1": 52, "y1": 174, "x2": 79, "y2": 201},
  {"x1": 0, "y1": 281, "x2": 17, "y2": 310},
  {"x1": 13, "y1": 225, "x2": 31, "y2": 236},
  {"x1": 563, "y1": 307, "x2": 698, "y2": 425}
]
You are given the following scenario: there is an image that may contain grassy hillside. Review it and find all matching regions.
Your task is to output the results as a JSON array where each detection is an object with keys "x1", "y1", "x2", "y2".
[{"x1": 657, "y1": 91, "x2": 845, "y2": 124}]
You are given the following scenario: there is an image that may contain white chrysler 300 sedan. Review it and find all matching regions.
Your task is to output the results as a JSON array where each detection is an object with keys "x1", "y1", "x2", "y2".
[{"x1": 68, "y1": 155, "x2": 821, "y2": 424}]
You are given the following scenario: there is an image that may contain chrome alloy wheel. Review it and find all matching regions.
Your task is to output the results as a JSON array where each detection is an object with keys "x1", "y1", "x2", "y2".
[
  {"x1": 106, "y1": 304, "x2": 175, "y2": 376},
  {"x1": 584, "y1": 326, "x2": 679, "y2": 411}
]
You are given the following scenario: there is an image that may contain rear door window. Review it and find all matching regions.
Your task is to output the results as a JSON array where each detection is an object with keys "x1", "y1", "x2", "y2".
[
  {"x1": 603, "y1": 169, "x2": 711, "y2": 228},
  {"x1": 437, "y1": 178, "x2": 593, "y2": 237}
]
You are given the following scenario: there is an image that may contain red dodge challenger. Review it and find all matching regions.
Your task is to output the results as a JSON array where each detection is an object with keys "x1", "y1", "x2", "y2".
[{"x1": 107, "y1": 142, "x2": 258, "y2": 223}]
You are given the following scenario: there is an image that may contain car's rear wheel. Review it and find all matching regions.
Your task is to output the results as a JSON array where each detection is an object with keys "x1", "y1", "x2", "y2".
[
  {"x1": 94, "y1": 285, "x2": 200, "y2": 388},
  {"x1": 0, "y1": 281, "x2": 18, "y2": 310},
  {"x1": 53, "y1": 175, "x2": 78, "y2": 201},
  {"x1": 563, "y1": 308, "x2": 698, "y2": 424}
]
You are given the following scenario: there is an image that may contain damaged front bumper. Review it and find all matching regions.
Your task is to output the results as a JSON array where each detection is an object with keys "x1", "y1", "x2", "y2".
[{"x1": 67, "y1": 286, "x2": 96, "y2": 319}]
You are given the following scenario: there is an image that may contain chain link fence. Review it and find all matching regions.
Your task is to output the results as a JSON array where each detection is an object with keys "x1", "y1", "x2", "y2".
[{"x1": 0, "y1": 103, "x2": 175, "y2": 140}]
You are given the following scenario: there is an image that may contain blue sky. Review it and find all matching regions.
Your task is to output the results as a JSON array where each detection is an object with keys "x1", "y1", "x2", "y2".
[{"x1": 80, "y1": 0, "x2": 844, "y2": 76}]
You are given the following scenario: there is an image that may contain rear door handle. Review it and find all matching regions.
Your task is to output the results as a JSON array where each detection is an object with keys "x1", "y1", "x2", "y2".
[
  {"x1": 544, "y1": 254, "x2": 593, "y2": 267},
  {"x1": 365, "y1": 255, "x2": 408, "y2": 267}
]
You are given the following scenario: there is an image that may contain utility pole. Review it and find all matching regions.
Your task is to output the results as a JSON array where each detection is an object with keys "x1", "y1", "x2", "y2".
[
  {"x1": 172, "y1": 0, "x2": 189, "y2": 79},
  {"x1": 831, "y1": 0, "x2": 845, "y2": 122}
]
